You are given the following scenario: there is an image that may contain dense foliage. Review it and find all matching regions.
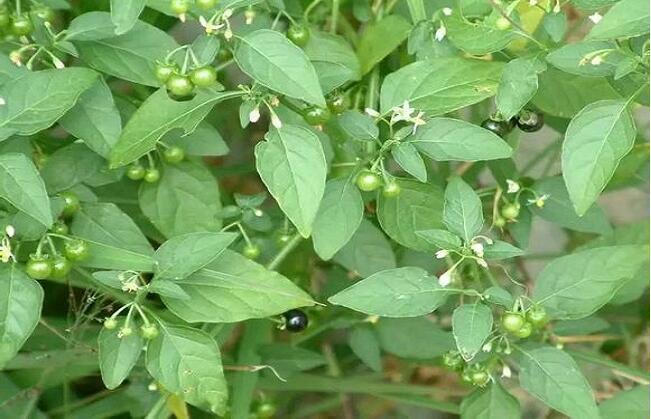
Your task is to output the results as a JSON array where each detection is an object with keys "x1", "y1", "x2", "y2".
[{"x1": 0, "y1": 0, "x2": 648, "y2": 418}]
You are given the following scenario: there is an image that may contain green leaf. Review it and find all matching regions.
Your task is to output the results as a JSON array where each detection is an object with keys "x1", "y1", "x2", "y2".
[
  {"x1": 348, "y1": 326, "x2": 382, "y2": 372},
  {"x1": 40, "y1": 144, "x2": 105, "y2": 194},
  {"x1": 98, "y1": 325, "x2": 143, "y2": 389},
  {"x1": 411, "y1": 118, "x2": 512, "y2": 161},
  {"x1": 255, "y1": 125, "x2": 327, "y2": 238},
  {"x1": 531, "y1": 177, "x2": 612, "y2": 234},
  {"x1": 110, "y1": 89, "x2": 241, "y2": 167},
  {"x1": 334, "y1": 110, "x2": 379, "y2": 141},
  {"x1": 329, "y1": 267, "x2": 452, "y2": 317},
  {"x1": 191, "y1": 34, "x2": 221, "y2": 66},
  {"x1": 161, "y1": 250, "x2": 315, "y2": 323},
  {"x1": 546, "y1": 41, "x2": 626, "y2": 77},
  {"x1": 259, "y1": 344, "x2": 326, "y2": 378},
  {"x1": 391, "y1": 142, "x2": 428, "y2": 182},
  {"x1": 532, "y1": 68, "x2": 621, "y2": 118},
  {"x1": 164, "y1": 121, "x2": 229, "y2": 157},
  {"x1": 483, "y1": 240, "x2": 524, "y2": 260},
  {"x1": 517, "y1": 346, "x2": 599, "y2": 419},
  {"x1": 71, "y1": 202, "x2": 154, "y2": 271},
  {"x1": 154, "y1": 232, "x2": 237, "y2": 280},
  {"x1": 460, "y1": 382, "x2": 521, "y2": 419},
  {"x1": 484, "y1": 286, "x2": 514, "y2": 308},
  {"x1": 532, "y1": 245, "x2": 648, "y2": 319},
  {"x1": 562, "y1": 99, "x2": 636, "y2": 215},
  {"x1": 452, "y1": 303, "x2": 493, "y2": 361},
  {"x1": 234, "y1": 29, "x2": 325, "y2": 106},
  {"x1": 0, "y1": 265, "x2": 44, "y2": 368},
  {"x1": 0, "y1": 68, "x2": 98, "y2": 141},
  {"x1": 333, "y1": 219, "x2": 397, "y2": 277},
  {"x1": 380, "y1": 58, "x2": 503, "y2": 117},
  {"x1": 0, "y1": 153, "x2": 53, "y2": 228},
  {"x1": 377, "y1": 179, "x2": 444, "y2": 251},
  {"x1": 73, "y1": 18, "x2": 177, "y2": 86},
  {"x1": 147, "y1": 279, "x2": 191, "y2": 300},
  {"x1": 599, "y1": 385, "x2": 650, "y2": 418},
  {"x1": 443, "y1": 177, "x2": 483, "y2": 242},
  {"x1": 444, "y1": 11, "x2": 516, "y2": 55},
  {"x1": 587, "y1": 0, "x2": 649, "y2": 40},
  {"x1": 66, "y1": 11, "x2": 119, "y2": 41},
  {"x1": 415, "y1": 229, "x2": 463, "y2": 250},
  {"x1": 139, "y1": 161, "x2": 223, "y2": 238},
  {"x1": 146, "y1": 323, "x2": 228, "y2": 415},
  {"x1": 496, "y1": 56, "x2": 545, "y2": 120},
  {"x1": 110, "y1": 0, "x2": 145, "y2": 35},
  {"x1": 357, "y1": 15, "x2": 411, "y2": 75},
  {"x1": 376, "y1": 317, "x2": 454, "y2": 359},
  {"x1": 312, "y1": 177, "x2": 364, "y2": 260},
  {"x1": 59, "y1": 78, "x2": 122, "y2": 158},
  {"x1": 304, "y1": 31, "x2": 360, "y2": 93}
]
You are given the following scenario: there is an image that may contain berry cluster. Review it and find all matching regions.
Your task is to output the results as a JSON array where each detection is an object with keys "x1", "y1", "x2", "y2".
[
  {"x1": 481, "y1": 109, "x2": 545, "y2": 138},
  {"x1": 126, "y1": 145, "x2": 186, "y2": 183}
]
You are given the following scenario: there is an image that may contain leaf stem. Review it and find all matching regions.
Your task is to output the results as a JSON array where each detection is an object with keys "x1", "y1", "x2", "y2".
[{"x1": 266, "y1": 233, "x2": 302, "y2": 270}]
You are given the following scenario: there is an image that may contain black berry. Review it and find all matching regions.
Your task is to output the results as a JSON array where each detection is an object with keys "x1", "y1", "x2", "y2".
[{"x1": 283, "y1": 309, "x2": 308, "y2": 332}]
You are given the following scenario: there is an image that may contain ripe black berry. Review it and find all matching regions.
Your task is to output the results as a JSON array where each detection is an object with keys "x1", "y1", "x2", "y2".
[
  {"x1": 516, "y1": 110, "x2": 544, "y2": 132},
  {"x1": 480, "y1": 118, "x2": 512, "y2": 138},
  {"x1": 283, "y1": 309, "x2": 308, "y2": 332}
]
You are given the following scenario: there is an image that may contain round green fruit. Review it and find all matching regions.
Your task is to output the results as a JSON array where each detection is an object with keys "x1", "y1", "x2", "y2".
[
  {"x1": 355, "y1": 171, "x2": 382, "y2": 192},
  {"x1": 144, "y1": 168, "x2": 161, "y2": 183},
  {"x1": 501, "y1": 312, "x2": 525, "y2": 333},
  {"x1": 166, "y1": 74, "x2": 194, "y2": 97},
  {"x1": 501, "y1": 203, "x2": 520, "y2": 221},
  {"x1": 515, "y1": 321, "x2": 533, "y2": 339},
  {"x1": 303, "y1": 106, "x2": 331, "y2": 126},
  {"x1": 287, "y1": 24, "x2": 310, "y2": 47},
  {"x1": 127, "y1": 164, "x2": 146, "y2": 180},
  {"x1": 26, "y1": 256, "x2": 52, "y2": 279},
  {"x1": 242, "y1": 244, "x2": 261, "y2": 260},
  {"x1": 50, "y1": 256, "x2": 72, "y2": 279},
  {"x1": 59, "y1": 191, "x2": 81, "y2": 218},
  {"x1": 189, "y1": 66, "x2": 217, "y2": 87},
  {"x1": 163, "y1": 146, "x2": 185, "y2": 164},
  {"x1": 11, "y1": 15, "x2": 33, "y2": 36},
  {"x1": 64, "y1": 239, "x2": 89, "y2": 262}
]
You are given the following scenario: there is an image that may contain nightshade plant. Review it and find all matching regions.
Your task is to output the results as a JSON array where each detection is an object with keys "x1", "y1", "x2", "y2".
[{"x1": 0, "y1": 0, "x2": 648, "y2": 418}]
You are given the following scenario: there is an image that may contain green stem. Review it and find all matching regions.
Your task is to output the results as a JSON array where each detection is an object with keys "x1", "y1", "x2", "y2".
[
  {"x1": 266, "y1": 233, "x2": 302, "y2": 271},
  {"x1": 330, "y1": 0, "x2": 339, "y2": 33},
  {"x1": 405, "y1": 0, "x2": 426, "y2": 24}
]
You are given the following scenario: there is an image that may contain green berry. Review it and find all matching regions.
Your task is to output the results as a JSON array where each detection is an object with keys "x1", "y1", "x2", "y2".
[
  {"x1": 50, "y1": 256, "x2": 72, "y2": 279},
  {"x1": 355, "y1": 171, "x2": 382, "y2": 192},
  {"x1": 527, "y1": 306, "x2": 548, "y2": 328},
  {"x1": 26, "y1": 255, "x2": 52, "y2": 279},
  {"x1": 155, "y1": 63, "x2": 177, "y2": 83},
  {"x1": 515, "y1": 321, "x2": 533, "y2": 339},
  {"x1": 287, "y1": 24, "x2": 310, "y2": 47},
  {"x1": 501, "y1": 312, "x2": 525, "y2": 333},
  {"x1": 163, "y1": 146, "x2": 185, "y2": 164},
  {"x1": 470, "y1": 369, "x2": 490, "y2": 387},
  {"x1": 382, "y1": 181, "x2": 401, "y2": 198},
  {"x1": 170, "y1": 0, "x2": 189, "y2": 15},
  {"x1": 51, "y1": 222, "x2": 69, "y2": 235},
  {"x1": 189, "y1": 66, "x2": 217, "y2": 87},
  {"x1": 64, "y1": 239, "x2": 89, "y2": 262},
  {"x1": 144, "y1": 168, "x2": 161, "y2": 183},
  {"x1": 104, "y1": 318, "x2": 118, "y2": 330},
  {"x1": 303, "y1": 106, "x2": 331, "y2": 126},
  {"x1": 256, "y1": 403, "x2": 277, "y2": 419},
  {"x1": 327, "y1": 93, "x2": 349, "y2": 114},
  {"x1": 242, "y1": 244, "x2": 261, "y2": 260},
  {"x1": 119, "y1": 326, "x2": 133, "y2": 337},
  {"x1": 166, "y1": 74, "x2": 194, "y2": 97},
  {"x1": 11, "y1": 15, "x2": 33, "y2": 36},
  {"x1": 196, "y1": 0, "x2": 216, "y2": 9},
  {"x1": 493, "y1": 217, "x2": 506, "y2": 228},
  {"x1": 59, "y1": 191, "x2": 81, "y2": 218},
  {"x1": 127, "y1": 164, "x2": 146, "y2": 180},
  {"x1": 501, "y1": 203, "x2": 520, "y2": 221},
  {"x1": 442, "y1": 350, "x2": 464, "y2": 371},
  {"x1": 141, "y1": 324, "x2": 159, "y2": 340}
]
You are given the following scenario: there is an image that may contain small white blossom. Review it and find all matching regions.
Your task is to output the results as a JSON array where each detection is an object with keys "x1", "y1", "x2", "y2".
[
  {"x1": 365, "y1": 107, "x2": 380, "y2": 117},
  {"x1": 249, "y1": 107, "x2": 261, "y2": 123},
  {"x1": 435, "y1": 249, "x2": 449, "y2": 259},
  {"x1": 476, "y1": 258, "x2": 488, "y2": 268},
  {"x1": 148, "y1": 382, "x2": 158, "y2": 391},
  {"x1": 435, "y1": 24, "x2": 446, "y2": 42},
  {"x1": 553, "y1": 1, "x2": 561, "y2": 13},
  {"x1": 470, "y1": 242, "x2": 485, "y2": 258},
  {"x1": 442, "y1": 7, "x2": 453, "y2": 16},
  {"x1": 224, "y1": 28, "x2": 233, "y2": 40},
  {"x1": 482, "y1": 342, "x2": 493, "y2": 352},
  {"x1": 271, "y1": 114, "x2": 282, "y2": 129},
  {"x1": 438, "y1": 268, "x2": 453, "y2": 287},
  {"x1": 9, "y1": 51, "x2": 22, "y2": 66},
  {"x1": 391, "y1": 101, "x2": 415, "y2": 123},
  {"x1": 0, "y1": 239, "x2": 14, "y2": 263},
  {"x1": 506, "y1": 179, "x2": 520, "y2": 194},
  {"x1": 411, "y1": 111, "x2": 426, "y2": 134},
  {"x1": 223, "y1": 8, "x2": 234, "y2": 19},
  {"x1": 528, "y1": 193, "x2": 550, "y2": 208},
  {"x1": 0, "y1": 97, "x2": 5, "y2": 106},
  {"x1": 253, "y1": 208, "x2": 264, "y2": 217},
  {"x1": 178, "y1": 12, "x2": 187, "y2": 22},
  {"x1": 501, "y1": 364, "x2": 512, "y2": 378},
  {"x1": 121, "y1": 280, "x2": 140, "y2": 293},
  {"x1": 269, "y1": 96, "x2": 280, "y2": 107},
  {"x1": 590, "y1": 55, "x2": 603, "y2": 66},
  {"x1": 588, "y1": 12, "x2": 602, "y2": 24},
  {"x1": 199, "y1": 15, "x2": 224, "y2": 33},
  {"x1": 52, "y1": 56, "x2": 65, "y2": 69},
  {"x1": 5, "y1": 225, "x2": 15, "y2": 237}
]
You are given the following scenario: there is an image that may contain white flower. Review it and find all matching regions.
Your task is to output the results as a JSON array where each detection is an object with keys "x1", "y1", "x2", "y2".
[
  {"x1": 271, "y1": 114, "x2": 282, "y2": 129},
  {"x1": 269, "y1": 96, "x2": 280, "y2": 107},
  {"x1": 411, "y1": 111, "x2": 426, "y2": 134},
  {"x1": 0, "y1": 97, "x2": 5, "y2": 106},
  {"x1": 391, "y1": 101, "x2": 415, "y2": 123},
  {"x1": 435, "y1": 24, "x2": 446, "y2": 42},
  {"x1": 9, "y1": 51, "x2": 22, "y2": 66},
  {"x1": 148, "y1": 382, "x2": 158, "y2": 391},
  {"x1": 224, "y1": 28, "x2": 233, "y2": 40},
  {"x1": 528, "y1": 193, "x2": 550, "y2": 208},
  {"x1": 253, "y1": 208, "x2": 264, "y2": 217},
  {"x1": 438, "y1": 268, "x2": 453, "y2": 287},
  {"x1": 435, "y1": 249, "x2": 449, "y2": 259},
  {"x1": 590, "y1": 55, "x2": 603, "y2": 66},
  {"x1": 121, "y1": 280, "x2": 140, "y2": 293},
  {"x1": 249, "y1": 107, "x2": 261, "y2": 123},
  {"x1": 588, "y1": 12, "x2": 602, "y2": 24},
  {"x1": 442, "y1": 7, "x2": 453, "y2": 16},
  {"x1": 5, "y1": 225, "x2": 15, "y2": 237},
  {"x1": 506, "y1": 179, "x2": 520, "y2": 193},
  {"x1": 476, "y1": 258, "x2": 488, "y2": 268},
  {"x1": 0, "y1": 238, "x2": 14, "y2": 263},
  {"x1": 529, "y1": 0, "x2": 537, "y2": 4},
  {"x1": 199, "y1": 15, "x2": 224, "y2": 33},
  {"x1": 365, "y1": 107, "x2": 380, "y2": 117},
  {"x1": 501, "y1": 364, "x2": 512, "y2": 378},
  {"x1": 482, "y1": 342, "x2": 493, "y2": 352},
  {"x1": 553, "y1": 1, "x2": 561, "y2": 12},
  {"x1": 52, "y1": 56, "x2": 65, "y2": 69},
  {"x1": 178, "y1": 13, "x2": 187, "y2": 22},
  {"x1": 222, "y1": 8, "x2": 234, "y2": 19},
  {"x1": 470, "y1": 242, "x2": 485, "y2": 258}
]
